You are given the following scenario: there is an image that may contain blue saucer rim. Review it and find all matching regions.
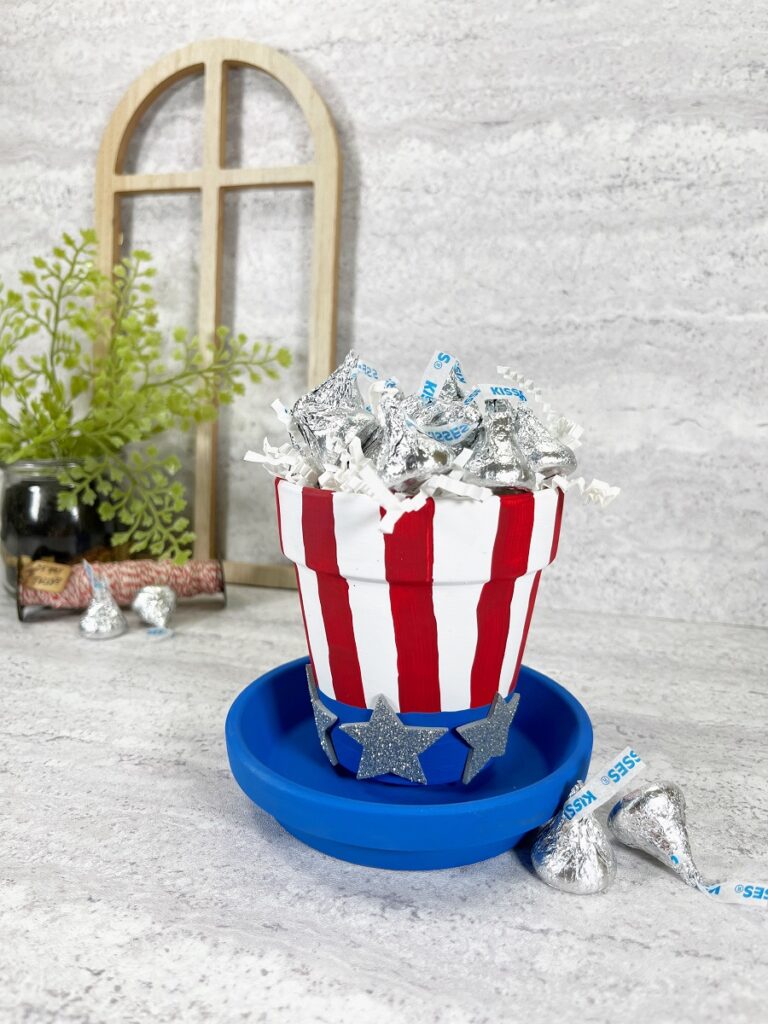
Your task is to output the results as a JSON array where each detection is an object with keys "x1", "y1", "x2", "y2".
[{"x1": 226, "y1": 656, "x2": 591, "y2": 822}]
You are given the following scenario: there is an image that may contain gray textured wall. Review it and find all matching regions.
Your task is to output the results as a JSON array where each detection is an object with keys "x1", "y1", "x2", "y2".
[{"x1": 1, "y1": 1, "x2": 766, "y2": 627}]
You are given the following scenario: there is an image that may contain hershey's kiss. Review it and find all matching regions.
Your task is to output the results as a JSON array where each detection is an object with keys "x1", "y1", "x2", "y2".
[
  {"x1": 293, "y1": 349, "x2": 361, "y2": 413},
  {"x1": 462, "y1": 399, "x2": 534, "y2": 489},
  {"x1": 514, "y1": 405, "x2": 577, "y2": 478},
  {"x1": 531, "y1": 782, "x2": 617, "y2": 895},
  {"x1": 132, "y1": 585, "x2": 176, "y2": 629},
  {"x1": 293, "y1": 405, "x2": 378, "y2": 467},
  {"x1": 289, "y1": 351, "x2": 377, "y2": 465},
  {"x1": 405, "y1": 391, "x2": 482, "y2": 448},
  {"x1": 434, "y1": 365, "x2": 467, "y2": 403},
  {"x1": 608, "y1": 780, "x2": 710, "y2": 890},
  {"x1": 79, "y1": 563, "x2": 127, "y2": 640},
  {"x1": 374, "y1": 390, "x2": 455, "y2": 490}
]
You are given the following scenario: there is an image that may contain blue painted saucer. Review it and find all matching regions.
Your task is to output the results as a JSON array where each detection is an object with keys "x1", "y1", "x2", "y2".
[{"x1": 225, "y1": 657, "x2": 592, "y2": 870}]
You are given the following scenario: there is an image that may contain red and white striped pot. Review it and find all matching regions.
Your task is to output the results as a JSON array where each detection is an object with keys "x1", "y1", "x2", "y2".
[{"x1": 275, "y1": 478, "x2": 564, "y2": 782}]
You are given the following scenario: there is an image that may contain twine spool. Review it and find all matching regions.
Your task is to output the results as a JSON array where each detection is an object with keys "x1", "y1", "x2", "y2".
[{"x1": 18, "y1": 558, "x2": 225, "y2": 614}]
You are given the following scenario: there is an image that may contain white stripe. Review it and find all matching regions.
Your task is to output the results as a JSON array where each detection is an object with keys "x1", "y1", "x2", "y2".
[
  {"x1": 432, "y1": 496, "x2": 500, "y2": 711},
  {"x1": 497, "y1": 571, "x2": 536, "y2": 696},
  {"x1": 527, "y1": 489, "x2": 558, "y2": 572},
  {"x1": 295, "y1": 565, "x2": 334, "y2": 697},
  {"x1": 332, "y1": 492, "x2": 399, "y2": 707},
  {"x1": 276, "y1": 480, "x2": 334, "y2": 698},
  {"x1": 276, "y1": 479, "x2": 304, "y2": 564}
]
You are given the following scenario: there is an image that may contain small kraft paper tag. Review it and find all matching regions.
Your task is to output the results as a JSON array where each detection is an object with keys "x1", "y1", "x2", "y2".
[{"x1": 21, "y1": 559, "x2": 72, "y2": 593}]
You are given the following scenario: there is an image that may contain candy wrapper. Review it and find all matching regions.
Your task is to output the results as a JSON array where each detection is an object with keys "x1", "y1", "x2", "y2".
[
  {"x1": 132, "y1": 585, "x2": 176, "y2": 640},
  {"x1": 532, "y1": 782, "x2": 617, "y2": 895},
  {"x1": 79, "y1": 561, "x2": 127, "y2": 640},
  {"x1": 608, "y1": 781, "x2": 713, "y2": 892},
  {"x1": 246, "y1": 350, "x2": 618, "y2": 530}
]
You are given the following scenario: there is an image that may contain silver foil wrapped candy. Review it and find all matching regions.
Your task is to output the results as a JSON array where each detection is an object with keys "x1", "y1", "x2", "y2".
[
  {"x1": 532, "y1": 782, "x2": 617, "y2": 894},
  {"x1": 293, "y1": 350, "x2": 361, "y2": 414},
  {"x1": 406, "y1": 391, "x2": 482, "y2": 448},
  {"x1": 79, "y1": 563, "x2": 127, "y2": 640},
  {"x1": 255, "y1": 352, "x2": 591, "y2": 504},
  {"x1": 132, "y1": 585, "x2": 177, "y2": 629},
  {"x1": 462, "y1": 400, "x2": 534, "y2": 490},
  {"x1": 290, "y1": 351, "x2": 377, "y2": 467},
  {"x1": 430, "y1": 364, "x2": 467, "y2": 404},
  {"x1": 514, "y1": 404, "x2": 577, "y2": 478},
  {"x1": 608, "y1": 780, "x2": 711, "y2": 891},
  {"x1": 374, "y1": 390, "x2": 455, "y2": 490},
  {"x1": 296, "y1": 405, "x2": 378, "y2": 467}
]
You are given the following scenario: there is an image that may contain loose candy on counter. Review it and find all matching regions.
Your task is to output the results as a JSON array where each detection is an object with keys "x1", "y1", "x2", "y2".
[
  {"x1": 132, "y1": 585, "x2": 177, "y2": 634},
  {"x1": 79, "y1": 561, "x2": 127, "y2": 640},
  {"x1": 608, "y1": 780, "x2": 712, "y2": 892},
  {"x1": 532, "y1": 782, "x2": 617, "y2": 895}
]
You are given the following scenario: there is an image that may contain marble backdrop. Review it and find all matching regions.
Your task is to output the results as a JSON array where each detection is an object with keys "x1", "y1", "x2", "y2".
[{"x1": 0, "y1": 0, "x2": 766, "y2": 626}]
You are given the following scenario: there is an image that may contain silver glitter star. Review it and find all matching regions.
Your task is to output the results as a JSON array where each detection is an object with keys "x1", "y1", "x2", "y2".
[
  {"x1": 340, "y1": 694, "x2": 447, "y2": 784},
  {"x1": 456, "y1": 692, "x2": 520, "y2": 784},
  {"x1": 306, "y1": 665, "x2": 339, "y2": 766}
]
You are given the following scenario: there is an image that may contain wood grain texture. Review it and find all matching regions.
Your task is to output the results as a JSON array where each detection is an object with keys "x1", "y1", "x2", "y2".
[
  {"x1": 222, "y1": 560, "x2": 296, "y2": 588},
  {"x1": 94, "y1": 39, "x2": 342, "y2": 584}
]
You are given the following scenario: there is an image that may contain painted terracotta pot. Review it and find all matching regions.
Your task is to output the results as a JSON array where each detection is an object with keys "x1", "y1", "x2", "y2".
[{"x1": 275, "y1": 478, "x2": 564, "y2": 784}]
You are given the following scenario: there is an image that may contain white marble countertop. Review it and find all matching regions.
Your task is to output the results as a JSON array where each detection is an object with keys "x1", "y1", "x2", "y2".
[{"x1": 2, "y1": 585, "x2": 766, "y2": 1024}]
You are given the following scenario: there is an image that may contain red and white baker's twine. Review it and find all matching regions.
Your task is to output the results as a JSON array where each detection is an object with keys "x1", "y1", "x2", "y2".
[{"x1": 18, "y1": 559, "x2": 224, "y2": 609}]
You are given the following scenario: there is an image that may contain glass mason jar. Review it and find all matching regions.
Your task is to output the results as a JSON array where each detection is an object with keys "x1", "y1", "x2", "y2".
[{"x1": 0, "y1": 459, "x2": 114, "y2": 594}]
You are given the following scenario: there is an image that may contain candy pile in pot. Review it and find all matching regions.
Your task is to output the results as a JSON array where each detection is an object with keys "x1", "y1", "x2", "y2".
[{"x1": 246, "y1": 350, "x2": 619, "y2": 526}]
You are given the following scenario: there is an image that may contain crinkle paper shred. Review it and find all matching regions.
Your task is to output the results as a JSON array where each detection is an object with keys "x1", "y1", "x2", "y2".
[{"x1": 246, "y1": 350, "x2": 618, "y2": 532}]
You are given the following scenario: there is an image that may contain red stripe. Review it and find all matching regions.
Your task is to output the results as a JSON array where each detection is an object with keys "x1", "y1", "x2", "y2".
[
  {"x1": 301, "y1": 489, "x2": 365, "y2": 706},
  {"x1": 508, "y1": 489, "x2": 566, "y2": 694},
  {"x1": 469, "y1": 493, "x2": 535, "y2": 707},
  {"x1": 384, "y1": 500, "x2": 441, "y2": 712}
]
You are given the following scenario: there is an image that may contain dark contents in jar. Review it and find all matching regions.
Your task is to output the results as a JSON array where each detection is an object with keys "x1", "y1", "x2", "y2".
[{"x1": 1, "y1": 472, "x2": 113, "y2": 591}]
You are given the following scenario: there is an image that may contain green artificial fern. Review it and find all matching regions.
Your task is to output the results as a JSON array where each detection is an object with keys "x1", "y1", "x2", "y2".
[{"x1": 0, "y1": 229, "x2": 291, "y2": 562}]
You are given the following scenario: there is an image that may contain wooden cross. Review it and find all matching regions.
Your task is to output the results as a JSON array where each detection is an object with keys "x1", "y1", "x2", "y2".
[{"x1": 95, "y1": 38, "x2": 342, "y2": 587}]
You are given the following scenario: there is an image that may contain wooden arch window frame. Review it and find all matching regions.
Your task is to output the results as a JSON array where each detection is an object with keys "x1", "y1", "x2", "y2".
[{"x1": 94, "y1": 39, "x2": 342, "y2": 588}]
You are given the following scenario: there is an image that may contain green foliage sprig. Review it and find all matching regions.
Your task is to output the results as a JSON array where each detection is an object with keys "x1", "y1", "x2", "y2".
[{"x1": 0, "y1": 230, "x2": 291, "y2": 562}]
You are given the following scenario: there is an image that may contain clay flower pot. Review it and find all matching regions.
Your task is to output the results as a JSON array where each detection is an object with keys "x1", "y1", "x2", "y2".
[{"x1": 275, "y1": 479, "x2": 564, "y2": 785}]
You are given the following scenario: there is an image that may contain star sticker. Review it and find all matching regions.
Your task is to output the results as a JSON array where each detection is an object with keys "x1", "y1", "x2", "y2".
[
  {"x1": 340, "y1": 695, "x2": 447, "y2": 784},
  {"x1": 306, "y1": 664, "x2": 339, "y2": 766},
  {"x1": 456, "y1": 692, "x2": 520, "y2": 784}
]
